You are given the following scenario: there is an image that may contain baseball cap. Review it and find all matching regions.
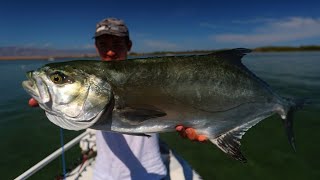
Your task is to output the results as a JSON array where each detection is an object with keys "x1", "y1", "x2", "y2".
[{"x1": 94, "y1": 18, "x2": 129, "y2": 38}]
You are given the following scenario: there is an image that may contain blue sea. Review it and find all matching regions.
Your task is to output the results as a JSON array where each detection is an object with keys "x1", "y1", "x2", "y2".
[{"x1": 1, "y1": 52, "x2": 320, "y2": 179}]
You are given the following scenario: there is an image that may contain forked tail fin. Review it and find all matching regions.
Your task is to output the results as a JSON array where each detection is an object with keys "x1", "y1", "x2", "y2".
[
  {"x1": 279, "y1": 98, "x2": 307, "y2": 152},
  {"x1": 209, "y1": 97, "x2": 307, "y2": 162}
]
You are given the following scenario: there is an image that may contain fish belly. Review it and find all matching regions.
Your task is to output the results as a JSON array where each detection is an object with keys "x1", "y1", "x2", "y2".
[{"x1": 107, "y1": 100, "x2": 278, "y2": 138}]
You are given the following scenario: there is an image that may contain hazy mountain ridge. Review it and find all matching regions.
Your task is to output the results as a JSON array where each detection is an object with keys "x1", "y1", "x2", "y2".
[{"x1": 0, "y1": 46, "x2": 96, "y2": 57}]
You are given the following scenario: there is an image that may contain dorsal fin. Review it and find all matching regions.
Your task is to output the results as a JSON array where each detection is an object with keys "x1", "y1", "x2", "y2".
[{"x1": 207, "y1": 48, "x2": 252, "y2": 66}]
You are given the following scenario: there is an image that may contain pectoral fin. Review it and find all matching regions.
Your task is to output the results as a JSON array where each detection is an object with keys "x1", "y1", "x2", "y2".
[{"x1": 116, "y1": 105, "x2": 167, "y2": 125}]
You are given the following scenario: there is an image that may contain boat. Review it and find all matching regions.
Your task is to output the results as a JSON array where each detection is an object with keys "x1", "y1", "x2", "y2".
[{"x1": 14, "y1": 130, "x2": 202, "y2": 180}]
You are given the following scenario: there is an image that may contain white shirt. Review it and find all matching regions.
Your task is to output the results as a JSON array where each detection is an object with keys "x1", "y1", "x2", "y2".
[{"x1": 93, "y1": 131, "x2": 167, "y2": 180}]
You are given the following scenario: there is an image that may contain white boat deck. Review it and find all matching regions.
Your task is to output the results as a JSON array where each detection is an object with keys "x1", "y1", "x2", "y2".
[
  {"x1": 66, "y1": 151, "x2": 202, "y2": 180},
  {"x1": 15, "y1": 130, "x2": 202, "y2": 180},
  {"x1": 66, "y1": 157, "x2": 95, "y2": 179}
]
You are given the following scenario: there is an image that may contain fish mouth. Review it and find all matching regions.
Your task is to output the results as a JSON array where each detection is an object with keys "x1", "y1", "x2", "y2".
[
  {"x1": 22, "y1": 71, "x2": 40, "y2": 100},
  {"x1": 22, "y1": 70, "x2": 51, "y2": 104}
]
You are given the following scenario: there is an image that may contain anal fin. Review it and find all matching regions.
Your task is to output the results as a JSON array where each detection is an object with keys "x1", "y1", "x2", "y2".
[
  {"x1": 210, "y1": 131, "x2": 247, "y2": 162},
  {"x1": 210, "y1": 116, "x2": 266, "y2": 162}
]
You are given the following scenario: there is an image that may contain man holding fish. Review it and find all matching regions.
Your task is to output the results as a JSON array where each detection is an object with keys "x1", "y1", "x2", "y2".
[
  {"x1": 27, "y1": 17, "x2": 201, "y2": 180},
  {"x1": 24, "y1": 14, "x2": 302, "y2": 179}
]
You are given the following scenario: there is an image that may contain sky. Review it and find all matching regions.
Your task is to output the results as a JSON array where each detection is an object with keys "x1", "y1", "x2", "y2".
[{"x1": 0, "y1": 0, "x2": 320, "y2": 53}]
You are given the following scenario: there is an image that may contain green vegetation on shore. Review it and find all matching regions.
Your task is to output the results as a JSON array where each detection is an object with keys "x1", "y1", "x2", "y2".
[
  {"x1": 254, "y1": 45, "x2": 320, "y2": 52},
  {"x1": 130, "y1": 45, "x2": 320, "y2": 56}
]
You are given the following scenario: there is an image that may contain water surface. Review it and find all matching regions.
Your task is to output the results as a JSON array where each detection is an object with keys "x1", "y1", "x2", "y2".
[{"x1": 1, "y1": 52, "x2": 319, "y2": 179}]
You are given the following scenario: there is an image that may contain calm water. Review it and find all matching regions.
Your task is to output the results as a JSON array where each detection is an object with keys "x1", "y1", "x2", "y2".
[{"x1": 1, "y1": 52, "x2": 320, "y2": 179}]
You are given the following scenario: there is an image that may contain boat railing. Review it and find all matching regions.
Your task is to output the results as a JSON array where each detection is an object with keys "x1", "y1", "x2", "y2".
[{"x1": 14, "y1": 131, "x2": 89, "y2": 180}]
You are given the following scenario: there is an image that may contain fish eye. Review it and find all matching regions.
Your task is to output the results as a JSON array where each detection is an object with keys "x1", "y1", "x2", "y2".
[{"x1": 50, "y1": 72, "x2": 69, "y2": 84}]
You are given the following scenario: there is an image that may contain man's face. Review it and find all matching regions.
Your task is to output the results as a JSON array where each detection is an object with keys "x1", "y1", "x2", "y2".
[{"x1": 95, "y1": 34, "x2": 132, "y2": 61}]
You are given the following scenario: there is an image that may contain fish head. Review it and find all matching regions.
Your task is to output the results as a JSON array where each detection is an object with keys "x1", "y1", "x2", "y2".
[{"x1": 22, "y1": 62, "x2": 112, "y2": 130}]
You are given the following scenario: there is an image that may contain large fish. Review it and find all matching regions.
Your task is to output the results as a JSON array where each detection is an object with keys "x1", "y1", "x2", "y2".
[{"x1": 22, "y1": 48, "x2": 304, "y2": 162}]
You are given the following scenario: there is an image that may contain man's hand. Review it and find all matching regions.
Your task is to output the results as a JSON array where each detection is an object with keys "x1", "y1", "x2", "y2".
[
  {"x1": 175, "y1": 125, "x2": 208, "y2": 142},
  {"x1": 28, "y1": 98, "x2": 39, "y2": 107}
]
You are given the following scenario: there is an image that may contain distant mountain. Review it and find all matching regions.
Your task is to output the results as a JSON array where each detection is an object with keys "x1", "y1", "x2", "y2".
[{"x1": 0, "y1": 46, "x2": 96, "y2": 57}]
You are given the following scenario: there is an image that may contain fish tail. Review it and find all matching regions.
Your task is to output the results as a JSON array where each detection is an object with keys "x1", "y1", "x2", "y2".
[{"x1": 278, "y1": 97, "x2": 307, "y2": 152}]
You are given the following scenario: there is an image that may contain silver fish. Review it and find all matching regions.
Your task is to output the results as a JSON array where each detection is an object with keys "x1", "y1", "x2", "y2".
[{"x1": 22, "y1": 48, "x2": 304, "y2": 162}]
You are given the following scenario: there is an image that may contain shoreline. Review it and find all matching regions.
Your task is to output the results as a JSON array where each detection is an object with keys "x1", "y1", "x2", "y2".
[{"x1": 1, "y1": 48, "x2": 320, "y2": 61}]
